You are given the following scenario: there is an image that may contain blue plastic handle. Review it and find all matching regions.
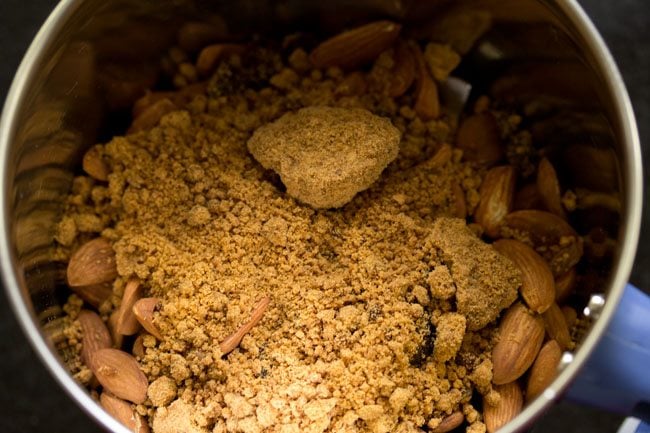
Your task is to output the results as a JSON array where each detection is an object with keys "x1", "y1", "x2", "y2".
[{"x1": 567, "y1": 284, "x2": 650, "y2": 418}]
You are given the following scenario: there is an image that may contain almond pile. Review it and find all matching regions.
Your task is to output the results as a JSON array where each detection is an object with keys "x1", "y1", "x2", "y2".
[{"x1": 50, "y1": 12, "x2": 609, "y2": 433}]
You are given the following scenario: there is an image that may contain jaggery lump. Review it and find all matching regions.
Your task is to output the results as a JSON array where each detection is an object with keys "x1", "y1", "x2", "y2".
[{"x1": 247, "y1": 106, "x2": 400, "y2": 209}]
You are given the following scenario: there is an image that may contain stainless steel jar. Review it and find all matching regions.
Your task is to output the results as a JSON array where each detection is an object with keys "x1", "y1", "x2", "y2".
[{"x1": 0, "y1": 1, "x2": 645, "y2": 432}]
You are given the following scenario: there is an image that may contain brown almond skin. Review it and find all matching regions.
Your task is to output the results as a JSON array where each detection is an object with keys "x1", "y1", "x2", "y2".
[
  {"x1": 71, "y1": 282, "x2": 113, "y2": 309},
  {"x1": 90, "y1": 348, "x2": 148, "y2": 404},
  {"x1": 128, "y1": 98, "x2": 177, "y2": 134},
  {"x1": 196, "y1": 43, "x2": 246, "y2": 77},
  {"x1": 432, "y1": 411, "x2": 464, "y2": 432},
  {"x1": 561, "y1": 305, "x2": 578, "y2": 328},
  {"x1": 526, "y1": 339, "x2": 562, "y2": 401},
  {"x1": 411, "y1": 43, "x2": 440, "y2": 120},
  {"x1": 78, "y1": 310, "x2": 112, "y2": 367},
  {"x1": 456, "y1": 113, "x2": 504, "y2": 165},
  {"x1": 475, "y1": 166, "x2": 516, "y2": 238},
  {"x1": 67, "y1": 238, "x2": 118, "y2": 287},
  {"x1": 555, "y1": 267, "x2": 577, "y2": 302},
  {"x1": 220, "y1": 297, "x2": 270, "y2": 355},
  {"x1": 133, "y1": 297, "x2": 163, "y2": 340},
  {"x1": 82, "y1": 145, "x2": 110, "y2": 181},
  {"x1": 513, "y1": 183, "x2": 544, "y2": 211},
  {"x1": 492, "y1": 303, "x2": 545, "y2": 385},
  {"x1": 537, "y1": 157, "x2": 566, "y2": 219},
  {"x1": 452, "y1": 183, "x2": 467, "y2": 219},
  {"x1": 484, "y1": 382, "x2": 523, "y2": 433},
  {"x1": 309, "y1": 20, "x2": 402, "y2": 69},
  {"x1": 493, "y1": 239, "x2": 555, "y2": 314},
  {"x1": 543, "y1": 302, "x2": 573, "y2": 350},
  {"x1": 502, "y1": 210, "x2": 583, "y2": 275},
  {"x1": 116, "y1": 278, "x2": 144, "y2": 336},
  {"x1": 388, "y1": 40, "x2": 416, "y2": 97},
  {"x1": 132, "y1": 334, "x2": 146, "y2": 358},
  {"x1": 108, "y1": 309, "x2": 124, "y2": 349},
  {"x1": 100, "y1": 392, "x2": 150, "y2": 433}
]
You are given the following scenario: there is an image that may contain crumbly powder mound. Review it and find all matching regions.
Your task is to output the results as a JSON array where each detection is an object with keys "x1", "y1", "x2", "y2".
[
  {"x1": 247, "y1": 106, "x2": 400, "y2": 209},
  {"x1": 59, "y1": 47, "x2": 520, "y2": 433},
  {"x1": 428, "y1": 218, "x2": 521, "y2": 330}
]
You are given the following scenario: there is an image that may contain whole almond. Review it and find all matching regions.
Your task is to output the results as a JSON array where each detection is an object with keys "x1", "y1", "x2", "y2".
[
  {"x1": 555, "y1": 267, "x2": 577, "y2": 302},
  {"x1": 133, "y1": 298, "x2": 163, "y2": 340},
  {"x1": 526, "y1": 339, "x2": 562, "y2": 401},
  {"x1": 128, "y1": 98, "x2": 177, "y2": 134},
  {"x1": 561, "y1": 305, "x2": 578, "y2": 328},
  {"x1": 82, "y1": 145, "x2": 110, "y2": 181},
  {"x1": 67, "y1": 238, "x2": 118, "y2": 287},
  {"x1": 432, "y1": 411, "x2": 464, "y2": 433},
  {"x1": 196, "y1": 43, "x2": 247, "y2": 77},
  {"x1": 475, "y1": 166, "x2": 516, "y2": 238},
  {"x1": 542, "y1": 302, "x2": 573, "y2": 350},
  {"x1": 221, "y1": 296, "x2": 270, "y2": 355},
  {"x1": 116, "y1": 278, "x2": 143, "y2": 336},
  {"x1": 537, "y1": 157, "x2": 566, "y2": 219},
  {"x1": 309, "y1": 20, "x2": 402, "y2": 69},
  {"x1": 502, "y1": 210, "x2": 583, "y2": 275},
  {"x1": 492, "y1": 302, "x2": 545, "y2": 385},
  {"x1": 89, "y1": 348, "x2": 148, "y2": 404},
  {"x1": 78, "y1": 310, "x2": 112, "y2": 366},
  {"x1": 513, "y1": 183, "x2": 543, "y2": 211},
  {"x1": 100, "y1": 392, "x2": 150, "y2": 433},
  {"x1": 456, "y1": 113, "x2": 503, "y2": 165},
  {"x1": 493, "y1": 239, "x2": 555, "y2": 314},
  {"x1": 411, "y1": 43, "x2": 440, "y2": 120},
  {"x1": 71, "y1": 282, "x2": 113, "y2": 308},
  {"x1": 108, "y1": 309, "x2": 124, "y2": 349},
  {"x1": 388, "y1": 40, "x2": 416, "y2": 97},
  {"x1": 484, "y1": 382, "x2": 523, "y2": 433}
]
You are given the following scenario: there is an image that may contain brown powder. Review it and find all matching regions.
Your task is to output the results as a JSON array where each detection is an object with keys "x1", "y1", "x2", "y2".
[{"x1": 59, "y1": 43, "x2": 522, "y2": 433}]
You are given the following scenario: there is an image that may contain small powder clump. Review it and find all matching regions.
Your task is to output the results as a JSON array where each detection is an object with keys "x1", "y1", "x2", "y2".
[{"x1": 247, "y1": 106, "x2": 400, "y2": 209}]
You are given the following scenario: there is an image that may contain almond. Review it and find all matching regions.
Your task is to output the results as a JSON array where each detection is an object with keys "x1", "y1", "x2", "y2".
[
  {"x1": 79, "y1": 310, "x2": 112, "y2": 367},
  {"x1": 456, "y1": 113, "x2": 503, "y2": 165},
  {"x1": 388, "y1": 40, "x2": 416, "y2": 97},
  {"x1": 133, "y1": 298, "x2": 163, "y2": 340},
  {"x1": 108, "y1": 310, "x2": 124, "y2": 349},
  {"x1": 513, "y1": 183, "x2": 543, "y2": 211},
  {"x1": 116, "y1": 278, "x2": 143, "y2": 336},
  {"x1": 484, "y1": 382, "x2": 523, "y2": 433},
  {"x1": 493, "y1": 239, "x2": 555, "y2": 313},
  {"x1": 432, "y1": 411, "x2": 464, "y2": 433},
  {"x1": 492, "y1": 302, "x2": 545, "y2": 385},
  {"x1": 220, "y1": 296, "x2": 270, "y2": 355},
  {"x1": 537, "y1": 157, "x2": 566, "y2": 219},
  {"x1": 132, "y1": 334, "x2": 146, "y2": 359},
  {"x1": 411, "y1": 43, "x2": 440, "y2": 120},
  {"x1": 428, "y1": 144, "x2": 453, "y2": 169},
  {"x1": 561, "y1": 305, "x2": 578, "y2": 328},
  {"x1": 89, "y1": 348, "x2": 148, "y2": 404},
  {"x1": 71, "y1": 282, "x2": 113, "y2": 308},
  {"x1": 100, "y1": 392, "x2": 150, "y2": 433},
  {"x1": 82, "y1": 145, "x2": 110, "y2": 181},
  {"x1": 67, "y1": 238, "x2": 118, "y2": 287},
  {"x1": 196, "y1": 43, "x2": 247, "y2": 77},
  {"x1": 309, "y1": 20, "x2": 402, "y2": 69},
  {"x1": 526, "y1": 339, "x2": 562, "y2": 401},
  {"x1": 542, "y1": 302, "x2": 573, "y2": 350},
  {"x1": 128, "y1": 98, "x2": 177, "y2": 134},
  {"x1": 475, "y1": 166, "x2": 516, "y2": 238},
  {"x1": 555, "y1": 267, "x2": 576, "y2": 302},
  {"x1": 502, "y1": 209, "x2": 583, "y2": 275}
]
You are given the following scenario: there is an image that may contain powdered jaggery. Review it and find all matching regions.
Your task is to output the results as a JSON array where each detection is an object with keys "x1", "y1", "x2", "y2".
[{"x1": 57, "y1": 40, "x2": 523, "y2": 433}]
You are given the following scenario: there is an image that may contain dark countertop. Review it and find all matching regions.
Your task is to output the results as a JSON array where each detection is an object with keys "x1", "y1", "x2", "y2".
[{"x1": 0, "y1": 1, "x2": 648, "y2": 432}]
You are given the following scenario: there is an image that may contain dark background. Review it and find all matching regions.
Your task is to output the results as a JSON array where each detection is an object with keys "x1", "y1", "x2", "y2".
[{"x1": 0, "y1": 0, "x2": 648, "y2": 432}]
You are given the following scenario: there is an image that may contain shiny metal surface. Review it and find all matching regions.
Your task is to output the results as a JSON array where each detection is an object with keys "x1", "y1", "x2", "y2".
[{"x1": 0, "y1": 0, "x2": 642, "y2": 432}]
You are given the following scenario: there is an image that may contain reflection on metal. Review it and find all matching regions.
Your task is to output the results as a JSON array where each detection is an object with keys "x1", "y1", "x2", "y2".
[{"x1": 584, "y1": 294, "x2": 607, "y2": 320}]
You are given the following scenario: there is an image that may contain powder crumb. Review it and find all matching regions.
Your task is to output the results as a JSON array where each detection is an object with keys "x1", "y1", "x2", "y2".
[
  {"x1": 188, "y1": 205, "x2": 211, "y2": 227},
  {"x1": 388, "y1": 388, "x2": 412, "y2": 412},
  {"x1": 427, "y1": 265, "x2": 456, "y2": 300},
  {"x1": 148, "y1": 376, "x2": 177, "y2": 407},
  {"x1": 467, "y1": 421, "x2": 487, "y2": 433},
  {"x1": 247, "y1": 106, "x2": 400, "y2": 208},
  {"x1": 153, "y1": 399, "x2": 207, "y2": 433},
  {"x1": 433, "y1": 313, "x2": 466, "y2": 362}
]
